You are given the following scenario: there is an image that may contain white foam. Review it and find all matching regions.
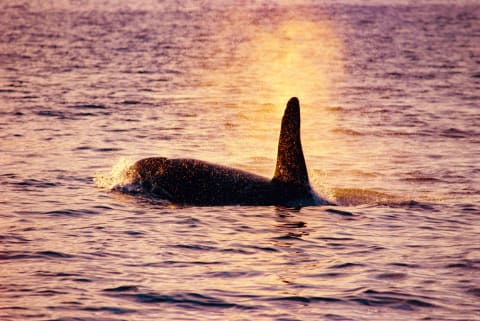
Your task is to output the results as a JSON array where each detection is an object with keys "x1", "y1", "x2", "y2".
[{"x1": 94, "y1": 157, "x2": 140, "y2": 192}]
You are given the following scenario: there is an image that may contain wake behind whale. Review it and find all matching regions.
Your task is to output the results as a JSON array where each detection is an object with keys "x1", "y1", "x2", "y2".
[{"x1": 130, "y1": 97, "x2": 331, "y2": 207}]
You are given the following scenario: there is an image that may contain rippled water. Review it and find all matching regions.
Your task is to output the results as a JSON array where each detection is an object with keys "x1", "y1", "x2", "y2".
[{"x1": 1, "y1": 1, "x2": 479, "y2": 320}]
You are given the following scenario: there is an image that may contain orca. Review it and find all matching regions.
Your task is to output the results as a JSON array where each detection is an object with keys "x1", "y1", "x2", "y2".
[{"x1": 131, "y1": 97, "x2": 331, "y2": 207}]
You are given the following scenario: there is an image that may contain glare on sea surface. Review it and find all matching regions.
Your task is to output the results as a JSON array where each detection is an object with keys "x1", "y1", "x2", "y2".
[
  {"x1": 241, "y1": 18, "x2": 344, "y2": 110},
  {"x1": 207, "y1": 12, "x2": 346, "y2": 175}
]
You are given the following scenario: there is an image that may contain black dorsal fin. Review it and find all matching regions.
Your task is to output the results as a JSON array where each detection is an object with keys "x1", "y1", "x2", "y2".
[{"x1": 272, "y1": 97, "x2": 309, "y2": 187}]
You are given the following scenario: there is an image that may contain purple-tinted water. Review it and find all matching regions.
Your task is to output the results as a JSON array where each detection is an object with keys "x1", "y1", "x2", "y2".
[{"x1": 1, "y1": 1, "x2": 479, "y2": 320}]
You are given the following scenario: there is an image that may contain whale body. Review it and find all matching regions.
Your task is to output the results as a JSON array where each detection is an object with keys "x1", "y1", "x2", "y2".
[{"x1": 131, "y1": 97, "x2": 330, "y2": 207}]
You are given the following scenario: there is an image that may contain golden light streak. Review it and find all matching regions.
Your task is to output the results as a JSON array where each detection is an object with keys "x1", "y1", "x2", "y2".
[
  {"x1": 212, "y1": 12, "x2": 345, "y2": 177},
  {"x1": 241, "y1": 17, "x2": 344, "y2": 111}
]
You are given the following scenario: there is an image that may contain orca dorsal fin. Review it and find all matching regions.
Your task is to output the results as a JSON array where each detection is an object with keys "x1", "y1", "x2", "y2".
[{"x1": 272, "y1": 97, "x2": 310, "y2": 187}]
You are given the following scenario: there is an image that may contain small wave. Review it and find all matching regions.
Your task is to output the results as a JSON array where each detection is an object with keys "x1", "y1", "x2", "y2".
[
  {"x1": 0, "y1": 250, "x2": 73, "y2": 260},
  {"x1": 331, "y1": 188, "x2": 402, "y2": 206},
  {"x1": 35, "y1": 272, "x2": 79, "y2": 278},
  {"x1": 329, "y1": 262, "x2": 365, "y2": 269},
  {"x1": 401, "y1": 176, "x2": 443, "y2": 183},
  {"x1": 104, "y1": 285, "x2": 139, "y2": 292},
  {"x1": 441, "y1": 127, "x2": 476, "y2": 139},
  {"x1": 133, "y1": 292, "x2": 238, "y2": 308},
  {"x1": 391, "y1": 200, "x2": 437, "y2": 210},
  {"x1": 245, "y1": 245, "x2": 279, "y2": 252},
  {"x1": 122, "y1": 100, "x2": 141, "y2": 105},
  {"x1": 466, "y1": 288, "x2": 480, "y2": 298},
  {"x1": 0, "y1": 88, "x2": 17, "y2": 93},
  {"x1": 71, "y1": 103, "x2": 107, "y2": 109},
  {"x1": 95, "y1": 147, "x2": 123, "y2": 152},
  {"x1": 445, "y1": 259, "x2": 480, "y2": 270},
  {"x1": 329, "y1": 188, "x2": 438, "y2": 209},
  {"x1": 36, "y1": 250, "x2": 74, "y2": 258},
  {"x1": 173, "y1": 244, "x2": 217, "y2": 251},
  {"x1": 105, "y1": 290, "x2": 252, "y2": 309},
  {"x1": 374, "y1": 272, "x2": 408, "y2": 280},
  {"x1": 0, "y1": 235, "x2": 30, "y2": 243},
  {"x1": 268, "y1": 295, "x2": 342, "y2": 303},
  {"x1": 332, "y1": 128, "x2": 364, "y2": 136},
  {"x1": 81, "y1": 306, "x2": 135, "y2": 315},
  {"x1": 204, "y1": 271, "x2": 254, "y2": 278},
  {"x1": 324, "y1": 208, "x2": 355, "y2": 216},
  {"x1": 346, "y1": 289, "x2": 437, "y2": 309},
  {"x1": 471, "y1": 72, "x2": 480, "y2": 78},
  {"x1": 45, "y1": 209, "x2": 100, "y2": 216},
  {"x1": 273, "y1": 232, "x2": 307, "y2": 240},
  {"x1": 36, "y1": 110, "x2": 66, "y2": 118},
  {"x1": 125, "y1": 230, "x2": 144, "y2": 236},
  {"x1": 389, "y1": 262, "x2": 420, "y2": 268}
]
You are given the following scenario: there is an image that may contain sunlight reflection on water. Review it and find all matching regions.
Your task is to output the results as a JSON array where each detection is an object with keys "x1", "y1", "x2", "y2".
[{"x1": 190, "y1": 9, "x2": 346, "y2": 181}]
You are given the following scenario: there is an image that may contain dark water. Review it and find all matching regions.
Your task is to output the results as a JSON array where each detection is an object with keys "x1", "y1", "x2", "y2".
[{"x1": 1, "y1": 1, "x2": 480, "y2": 320}]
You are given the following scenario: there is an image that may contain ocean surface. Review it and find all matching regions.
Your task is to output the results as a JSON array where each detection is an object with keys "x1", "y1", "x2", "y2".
[{"x1": 1, "y1": 0, "x2": 479, "y2": 320}]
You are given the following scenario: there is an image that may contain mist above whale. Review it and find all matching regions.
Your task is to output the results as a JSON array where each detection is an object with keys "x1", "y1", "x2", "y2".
[{"x1": 131, "y1": 97, "x2": 330, "y2": 206}]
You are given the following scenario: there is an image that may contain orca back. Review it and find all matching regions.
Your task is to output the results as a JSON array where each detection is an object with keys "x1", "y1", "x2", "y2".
[{"x1": 131, "y1": 97, "x2": 328, "y2": 207}]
